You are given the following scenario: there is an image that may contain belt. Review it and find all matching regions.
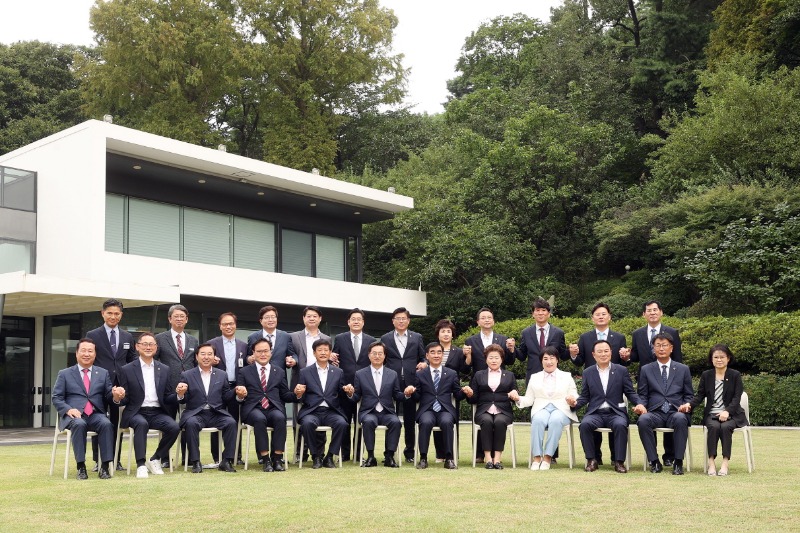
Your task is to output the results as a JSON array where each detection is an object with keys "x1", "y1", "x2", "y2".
[{"x1": 139, "y1": 406, "x2": 161, "y2": 412}]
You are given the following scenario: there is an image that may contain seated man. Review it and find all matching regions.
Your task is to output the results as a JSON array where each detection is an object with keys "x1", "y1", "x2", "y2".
[
  {"x1": 637, "y1": 332, "x2": 694, "y2": 475},
  {"x1": 568, "y1": 340, "x2": 645, "y2": 474},
  {"x1": 345, "y1": 341, "x2": 406, "y2": 468},
  {"x1": 176, "y1": 343, "x2": 238, "y2": 473},
  {"x1": 117, "y1": 332, "x2": 180, "y2": 478},
  {"x1": 405, "y1": 342, "x2": 466, "y2": 470},
  {"x1": 52, "y1": 337, "x2": 124, "y2": 480},
  {"x1": 294, "y1": 339, "x2": 349, "y2": 469},
  {"x1": 235, "y1": 338, "x2": 296, "y2": 472}
]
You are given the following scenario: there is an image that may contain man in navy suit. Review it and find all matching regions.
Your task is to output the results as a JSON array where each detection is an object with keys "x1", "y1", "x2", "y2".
[
  {"x1": 176, "y1": 343, "x2": 238, "y2": 473},
  {"x1": 620, "y1": 300, "x2": 683, "y2": 466},
  {"x1": 346, "y1": 341, "x2": 405, "y2": 467},
  {"x1": 85, "y1": 298, "x2": 137, "y2": 470},
  {"x1": 155, "y1": 304, "x2": 199, "y2": 416},
  {"x1": 517, "y1": 298, "x2": 568, "y2": 384},
  {"x1": 405, "y1": 342, "x2": 466, "y2": 470},
  {"x1": 569, "y1": 340, "x2": 645, "y2": 474},
  {"x1": 235, "y1": 338, "x2": 296, "y2": 472},
  {"x1": 381, "y1": 306, "x2": 427, "y2": 462},
  {"x1": 464, "y1": 307, "x2": 519, "y2": 373},
  {"x1": 294, "y1": 339, "x2": 349, "y2": 468},
  {"x1": 117, "y1": 332, "x2": 180, "y2": 478},
  {"x1": 52, "y1": 338, "x2": 124, "y2": 479},
  {"x1": 637, "y1": 332, "x2": 694, "y2": 475},
  {"x1": 246, "y1": 305, "x2": 297, "y2": 369}
]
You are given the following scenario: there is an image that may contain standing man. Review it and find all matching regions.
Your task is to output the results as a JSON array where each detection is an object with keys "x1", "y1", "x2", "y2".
[
  {"x1": 381, "y1": 307, "x2": 427, "y2": 463},
  {"x1": 621, "y1": 300, "x2": 683, "y2": 466},
  {"x1": 346, "y1": 341, "x2": 405, "y2": 467},
  {"x1": 246, "y1": 305, "x2": 297, "y2": 369},
  {"x1": 117, "y1": 332, "x2": 180, "y2": 478},
  {"x1": 637, "y1": 333, "x2": 694, "y2": 475},
  {"x1": 333, "y1": 308, "x2": 375, "y2": 462},
  {"x1": 405, "y1": 342, "x2": 466, "y2": 470},
  {"x1": 155, "y1": 304, "x2": 199, "y2": 418},
  {"x1": 206, "y1": 312, "x2": 249, "y2": 464},
  {"x1": 235, "y1": 338, "x2": 296, "y2": 472},
  {"x1": 86, "y1": 298, "x2": 137, "y2": 471},
  {"x1": 568, "y1": 340, "x2": 645, "y2": 474},
  {"x1": 464, "y1": 307, "x2": 519, "y2": 373},
  {"x1": 517, "y1": 298, "x2": 568, "y2": 384},
  {"x1": 52, "y1": 338, "x2": 124, "y2": 480},
  {"x1": 176, "y1": 343, "x2": 238, "y2": 473}
]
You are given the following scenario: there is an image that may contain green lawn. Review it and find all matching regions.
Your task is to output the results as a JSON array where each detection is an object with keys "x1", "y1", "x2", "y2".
[{"x1": 1, "y1": 426, "x2": 797, "y2": 532}]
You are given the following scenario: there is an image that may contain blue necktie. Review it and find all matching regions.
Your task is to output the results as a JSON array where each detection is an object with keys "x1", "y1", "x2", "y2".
[
  {"x1": 661, "y1": 364, "x2": 670, "y2": 413},
  {"x1": 432, "y1": 369, "x2": 442, "y2": 412},
  {"x1": 110, "y1": 329, "x2": 117, "y2": 353}
]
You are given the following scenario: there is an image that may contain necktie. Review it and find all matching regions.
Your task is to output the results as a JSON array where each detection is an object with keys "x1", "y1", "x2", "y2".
[
  {"x1": 598, "y1": 332, "x2": 606, "y2": 341},
  {"x1": 353, "y1": 335, "x2": 361, "y2": 360},
  {"x1": 539, "y1": 327, "x2": 545, "y2": 349},
  {"x1": 176, "y1": 334, "x2": 184, "y2": 358},
  {"x1": 267, "y1": 333, "x2": 274, "y2": 347},
  {"x1": 82, "y1": 368, "x2": 93, "y2": 416},
  {"x1": 661, "y1": 364, "x2": 670, "y2": 413},
  {"x1": 432, "y1": 369, "x2": 442, "y2": 412},
  {"x1": 374, "y1": 371, "x2": 383, "y2": 412},
  {"x1": 260, "y1": 366, "x2": 269, "y2": 409},
  {"x1": 650, "y1": 328, "x2": 657, "y2": 355},
  {"x1": 110, "y1": 329, "x2": 117, "y2": 354}
]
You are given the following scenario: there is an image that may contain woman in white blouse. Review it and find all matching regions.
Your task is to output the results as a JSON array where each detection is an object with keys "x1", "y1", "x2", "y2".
[{"x1": 510, "y1": 346, "x2": 578, "y2": 470}]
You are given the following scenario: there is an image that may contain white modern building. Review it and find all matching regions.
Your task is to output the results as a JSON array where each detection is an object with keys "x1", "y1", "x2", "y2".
[{"x1": 0, "y1": 120, "x2": 425, "y2": 428}]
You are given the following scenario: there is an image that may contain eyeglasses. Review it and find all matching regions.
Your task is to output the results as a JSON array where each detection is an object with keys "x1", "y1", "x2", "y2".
[
  {"x1": 254, "y1": 349, "x2": 271, "y2": 354},
  {"x1": 137, "y1": 342, "x2": 157, "y2": 347},
  {"x1": 653, "y1": 343, "x2": 671, "y2": 349},
  {"x1": 219, "y1": 322, "x2": 236, "y2": 327},
  {"x1": 392, "y1": 317, "x2": 409, "y2": 322}
]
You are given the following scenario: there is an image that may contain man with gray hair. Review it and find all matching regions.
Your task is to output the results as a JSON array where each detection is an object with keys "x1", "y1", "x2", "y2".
[{"x1": 155, "y1": 304, "x2": 199, "y2": 419}]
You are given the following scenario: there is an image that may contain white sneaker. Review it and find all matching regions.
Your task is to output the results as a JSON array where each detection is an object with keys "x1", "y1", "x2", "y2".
[
  {"x1": 530, "y1": 461, "x2": 541, "y2": 471},
  {"x1": 147, "y1": 459, "x2": 165, "y2": 475},
  {"x1": 136, "y1": 465, "x2": 149, "y2": 478},
  {"x1": 540, "y1": 461, "x2": 551, "y2": 471}
]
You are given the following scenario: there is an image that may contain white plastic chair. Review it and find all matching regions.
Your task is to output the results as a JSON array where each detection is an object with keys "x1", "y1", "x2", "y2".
[
  {"x1": 297, "y1": 425, "x2": 343, "y2": 468},
  {"x1": 643, "y1": 426, "x2": 692, "y2": 472},
  {"x1": 176, "y1": 405, "x2": 223, "y2": 471},
  {"x1": 471, "y1": 404, "x2": 516, "y2": 468},
  {"x1": 237, "y1": 420, "x2": 288, "y2": 471},
  {"x1": 592, "y1": 396, "x2": 631, "y2": 470},
  {"x1": 703, "y1": 391, "x2": 754, "y2": 473},
  {"x1": 529, "y1": 420, "x2": 575, "y2": 469},
  {"x1": 49, "y1": 425, "x2": 97, "y2": 479},
  {"x1": 414, "y1": 398, "x2": 459, "y2": 466},
  {"x1": 353, "y1": 400, "x2": 401, "y2": 467},
  {"x1": 113, "y1": 405, "x2": 174, "y2": 476}
]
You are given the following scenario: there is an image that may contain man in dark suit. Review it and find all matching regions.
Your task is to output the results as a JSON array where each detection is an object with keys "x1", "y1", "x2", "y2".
[
  {"x1": 405, "y1": 342, "x2": 466, "y2": 470},
  {"x1": 85, "y1": 298, "x2": 137, "y2": 471},
  {"x1": 246, "y1": 305, "x2": 297, "y2": 369},
  {"x1": 294, "y1": 339, "x2": 349, "y2": 468},
  {"x1": 333, "y1": 308, "x2": 374, "y2": 462},
  {"x1": 569, "y1": 339, "x2": 645, "y2": 474},
  {"x1": 176, "y1": 343, "x2": 238, "y2": 473},
  {"x1": 117, "y1": 332, "x2": 180, "y2": 478},
  {"x1": 381, "y1": 306, "x2": 427, "y2": 462},
  {"x1": 155, "y1": 304, "x2": 199, "y2": 418},
  {"x1": 464, "y1": 307, "x2": 519, "y2": 373},
  {"x1": 235, "y1": 338, "x2": 296, "y2": 472},
  {"x1": 636, "y1": 332, "x2": 694, "y2": 475},
  {"x1": 52, "y1": 338, "x2": 124, "y2": 480},
  {"x1": 517, "y1": 298, "x2": 568, "y2": 384},
  {"x1": 620, "y1": 300, "x2": 683, "y2": 466},
  {"x1": 206, "y1": 312, "x2": 249, "y2": 464},
  {"x1": 345, "y1": 341, "x2": 405, "y2": 467},
  {"x1": 433, "y1": 319, "x2": 469, "y2": 462}
]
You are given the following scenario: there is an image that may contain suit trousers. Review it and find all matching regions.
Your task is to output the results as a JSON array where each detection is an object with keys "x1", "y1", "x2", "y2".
[
  {"x1": 579, "y1": 410, "x2": 629, "y2": 461},
  {"x1": 704, "y1": 414, "x2": 738, "y2": 459},
  {"x1": 476, "y1": 411, "x2": 512, "y2": 452},
  {"x1": 400, "y1": 397, "x2": 417, "y2": 457},
  {"x1": 531, "y1": 405, "x2": 570, "y2": 458},
  {"x1": 637, "y1": 410, "x2": 689, "y2": 462},
  {"x1": 245, "y1": 406, "x2": 288, "y2": 455},
  {"x1": 418, "y1": 410, "x2": 455, "y2": 459},
  {"x1": 129, "y1": 408, "x2": 180, "y2": 462},
  {"x1": 183, "y1": 410, "x2": 237, "y2": 463},
  {"x1": 300, "y1": 407, "x2": 348, "y2": 456},
  {"x1": 68, "y1": 412, "x2": 114, "y2": 463},
  {"x1": 339, "y1": 390, "x2": 355, "y2": 459},
  {"x1": 92, "y1": 402, "x2": 121, "y2": 462},
  {"x1": 211, "y1": 384, "x2": 243, "y2": 462},
  {"x1": 361, "y1": 410, "x2": 401, "y2": 454}
]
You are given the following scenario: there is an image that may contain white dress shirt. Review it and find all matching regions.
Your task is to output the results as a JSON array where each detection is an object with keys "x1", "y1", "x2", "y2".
[{"x1": 140, "y1": 358, "x2": 160, "y2": 407}]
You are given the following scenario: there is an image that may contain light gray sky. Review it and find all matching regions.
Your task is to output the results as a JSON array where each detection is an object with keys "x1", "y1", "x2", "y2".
[{"x1": 1, "y1": 0, "x2": 564, "y2": 114}]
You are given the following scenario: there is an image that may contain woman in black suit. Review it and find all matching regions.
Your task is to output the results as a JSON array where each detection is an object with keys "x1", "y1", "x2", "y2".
[
  {"x1": 463, "y1": 344, "x2": 517, "y2": 469},
  {"x1": 687, "y1": 344, "x2": 748, "y2": 476}
]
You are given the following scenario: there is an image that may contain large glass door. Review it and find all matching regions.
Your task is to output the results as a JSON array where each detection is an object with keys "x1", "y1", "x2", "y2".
[
  {"x1": 43, "y1": 315, "x2": 82, "y2": 427},
  {"x1": 0, "y1": 317, "x2": 34, "y2": 427}
]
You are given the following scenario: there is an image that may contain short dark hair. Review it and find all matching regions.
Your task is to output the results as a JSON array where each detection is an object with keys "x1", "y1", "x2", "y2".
[
  {"x1": 218, "y1": 312, "x2": 237, "y2": 324},
  {"x1": 252, "y1": 337, "x2": 273, "y2": 350},
  {"x1": 197, "y1": 342, "x2": 215, "y2": 355},
  {"x1": 425, "y1": 341, "x2": 443, "y2": 353},
  {"x1": 168, "y1": 304, "x2": 189, "y2": 317},
  {"x1": 76, "y1": 337, "x2": 96, "y2": 350},
  {"x1": 652, "y1": 332, "x2": 674, "y2": 346},
  {"x1": 367, "y1": 341, "x2": 386, "y2": 358},
  {"x1": 642, "y1": 300, "x2": 662, "y2": 313},
  {"x1": 312, "y1": 339, "x2": 332, "y2": 352},
  {"x1": 483, "y1": 343, "x2": 504, "y2": 358},
  {"x1": 303, "y1": 306, "x2": 322, "y2": 317},
  {"x1": 591, "y1": 302, "x2": 611, "y2": 316},
  {"x1": 476, "y1": 307, "x2": 494, "y2": 320},
  {"x1": 539, "y1": 345, "x2": 559, "y2": 363},
  {"x1": 137, "y1": 331, "x2": 156, "y2": 343},
  {"x1": 258, "y1": 305, "x2": 278, "y2": 320},
  {"x1": 592, "y1": 339, "x2": 611, "y2": 352},
  {"x1": 708, "y1": 344, "x2": 734, "y2": 366},
  {"x1": 434, "y1": 319, "x2": 456, "y2": 336},
  {"x1": 101, "y1": 298, "x2": 124, "y2": 311},
  {"x1": 531, "y1": 298, "x2": 551, "y2": 313},
  {"x1": 347, "y1": 308, "x2": 365, "y2": 321},
  {"x1": 392, "y1": 307, "x2": 410, "y2": 319}
]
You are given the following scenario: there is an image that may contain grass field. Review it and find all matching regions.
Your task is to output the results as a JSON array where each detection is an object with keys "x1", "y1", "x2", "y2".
[{"x1": 1, "y1": 426, "x2": 798, "y2": 532}]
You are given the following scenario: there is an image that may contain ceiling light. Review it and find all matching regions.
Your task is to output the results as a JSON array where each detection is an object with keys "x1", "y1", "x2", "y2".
[
  {"x1": 257, "y1": 191, "x2": 264, "y2": 196},
  {"x1": 198, "y1": 179, "x2": 206, "y2": 184},
  {"x1": 133, "y1": 165, "x2": 141, "y2": 170},
  {"x1": 309, "y1": 203, "x2": 317, "y2": 207}
]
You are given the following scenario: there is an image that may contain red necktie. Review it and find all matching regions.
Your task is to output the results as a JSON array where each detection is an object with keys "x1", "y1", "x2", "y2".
[
  {"x1": 176, "y1": 334, "x2": 184, "y2": 358},
  {"x1": 82, "y1": 368, "x2": 93, "y2": 416},
  {"x1": 539, "y1": 328, "x2": 545, "y2": 349},
  {"x1": 260, "y1": 366, "x2": 270, "y2": 409}
]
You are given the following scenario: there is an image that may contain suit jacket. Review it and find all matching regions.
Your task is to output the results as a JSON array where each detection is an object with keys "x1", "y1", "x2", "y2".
[
  {"x1": 155, "y1": 330, "x2": 199, "y2": 389},
  {"x1": 517, "y1": 323, "x2": 568, "y2": 379},
  {"x1": 573, "y1": 329, "x2": 628, "y2": 368},
  {"x1": 296, "y1": 363, "x2": 346, "y2": 420},
  {"x1": 517, "y1": 369, "x2": 579, "y2": 423},
  {"x1": 443, "y1": 345, "x2": 468, "y2": 375},
  {"x1": 467, "y1": 369, "x2": 516, "y2": 419},
  {"x1": 574, "y1": 363, "x2": 641, "y2": 418},
  {"x1": 118, "y1": 359, "x2": 177, "y2": 426},
  {"x1": 177, "y1": 366, "x2": 234, "y2": 425},
  {"x1": 412, "y1": 366, "x2": 465, "y2": 421},
  {"x1": 52, "y1": 365, "x2": 114, "y2": 431},
  {"x1": 690, "y1": 368, "x2": 748, "y2": 427},
  {"x1": 464, "y1": 332, "x2": 519, "y2": 374},
  {"x1": 638, "y1": 360, "x2": 694, "y2": 413},
  {"x1": 247, "y1": 329, "x2": 297, "y2": 367},
  {"x1": 288, "y1": 330, "x2": 332, "y2": 390},
  {"x1": 350, "y1": 365, "x2": 406, "y2": 420},
  {"x1": 86, "y1": 326, "x2": 137, "y2": 385},
  {"x1": 381, "y1": 330, "x2": 426, "y2": 387},
  {"x1": 630, "y1": 325, "x2": 683, "y2": 369},
  {"x1": 206, "y1": 335, "x2": 249, "y2": 382},
  {"x1": 333, "y1": 331, "x2": 376, "y2": 385},
  {"x1": 236, "y1": 363, "x2": 296, "y2": 422}
]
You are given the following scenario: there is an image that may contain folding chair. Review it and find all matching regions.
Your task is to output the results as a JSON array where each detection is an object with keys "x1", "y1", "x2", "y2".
[
  {"x1": 49, "y1": 425, "x2": 97, "y2": 479},
  {"x1": 353, "y1": 400, "x2": 401, "y2": 467},
  {"x1": 703, "y1": 391, "x2": 754, "y2": 473},
  {"x1": 471, "y1": 404, "x2": 516, "y2": 468}
]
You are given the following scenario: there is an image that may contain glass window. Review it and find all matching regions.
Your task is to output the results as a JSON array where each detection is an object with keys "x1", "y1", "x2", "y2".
[
  {"x1": 281, "y1": 229, "x2": 313, "y2": 277},
  {"x1": 233, "y1": 217, "x2": 275, "y2": 271},
  {"x1": 1, "y1": 167, "x2": 35, "y2": 211},
  {"x1": 105, "y1": 194, "x2": 125, "y2": 253},
  {"x1": 316, "y1": 235, "x2": 345, "y2": 281},
  {"x1": 0, "y1": 240, "x2": 33, "y2": 274},
  {"x1": 128, "y1": 198, "x2": 180, "y2": 260},
  {"x1": 183, "y1": 207, "x2": 231, "y2": 266}
]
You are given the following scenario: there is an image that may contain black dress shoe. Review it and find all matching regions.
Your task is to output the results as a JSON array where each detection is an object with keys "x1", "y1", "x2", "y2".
[
  {"x1": 596, "y1": 458, "x2": 604, "y2": 466},
  {"x1": 218, "y1": 460, "x2": 237, "y2": 473},
  {"x1": 98, "y1": 466, "x2": 111, "y2": 479},
  {"x1": 191, "y1": 461, "x2": 203, "y2": 473},
  {"x1": 91, "y1": 463, "x2": 99, "y2": 473},
  {"x1": 672, "y1": 460, "x2": 684, "y2": 475},
  {"x1": 312, "y1": 456, "x2": 323, "y2": 469},
  {"x1": 551, "y1": 458, "x2": 557, "y2": 465},
  {"x1": 77, "y1": 466, "x2": 88, "y2": 480},
  {"x1": 485, "y1": 461, "x2": 495, "y2": 470},
  {"x1": 273, "y1": 459, "x2": 285, "y2": 472},
  {"x1": 663, "y1": 458, "x2": 674, "y2": 467},
  {"x1": 361, "y1": 457, "x2": 378, "y2": 468},
  {"x1": 237, "y1": 459, "x2": 246, "y2": 466},
  {"x1": 262, "y1": 458, "x2": 274, "y2": 472},
  {"x1": 416, "y1": 458, "x2": 428, "y2": 469},
  {"x1": 493, "y1": 462, "x2": 504, "y2": 470},
  {"x1": 444, "y1": 459, "x2": 457, "y2": 470},
  {"x1": 383, "y1": 457, "x2": 399, "y2": 468},
  {"x1": 322, "y1": 456, "x2": 336, "y2": 468},
  {"x1": 342, "y1": 455, "x2": 351, "y2": 463},
  {"x1": 405, "y1": 457, "x2": 414, "y2": 463},
  {"x1": 115, "y1": 461, "x2": 125, "y2": 472},
  {"x1": 584, "y1": 459, "x2": 598, "y2": 472},
  {"x1": 161, "y1": 459, "x2": 171, "y2": 469},
  {"x1": 649, "y1": 460, "x2": 664, "y2": 473},
  {"x1": 614, "y1": 461, "x2": 628, "y2": 473}
]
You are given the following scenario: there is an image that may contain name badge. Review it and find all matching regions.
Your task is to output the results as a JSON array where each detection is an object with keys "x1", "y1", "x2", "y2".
[
  {"x1": 238, "y1": 358, "x2": 243, "y2": 368},
  {"x1": 187, "y1": 348, "x2": 194, "y2": 354},
  {"x1": 618, "y1": 402, "x2": 626, "y2": 408},
  {"x1": 123, "y1": 343, "x2": 130, "y2": 349}
]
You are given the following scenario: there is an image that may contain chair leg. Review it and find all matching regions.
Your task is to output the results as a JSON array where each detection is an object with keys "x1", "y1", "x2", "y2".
[
  {"x1": 64, "y1": 430, "x2": 72, "y2": 480},
  {"x1": 414, "y1": 424, "x2": 419, "y2": 467},
  {"x1": 127, "y1": 430, "x2": 134, "y2": 475},
  {"x1": 243, "y1": 426, "x2": 251, "y2": 471},
  {"x1": 472, "y1": 424, "x2": 478, "y2": 468},
  {"x1": 625, "y1": 428, "x2": 631, "y2": 471},
  {"x1": 686, "y1": 429, "x2": 692, "y2": 473},
  {"x1": 298, "y1": 433, "x2": 304, "y2": 469},
  {"x1": 703, "y1": 427, "x2": 709, "y2": 473},
  {"x1": 509, "y1": 424, "x2": 516, "y2": 469},
  {"x1": 50, "y1": 432, "x2": 59, "y2": 477}
]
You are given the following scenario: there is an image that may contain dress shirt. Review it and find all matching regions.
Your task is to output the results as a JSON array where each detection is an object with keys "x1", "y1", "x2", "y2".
[
  {"x1": 544, "y1": 370, "x2": 557, "y2": 398},
  {"x1": 352, "y1": 333, "x2": 362, "y2": 360},
  {"x1": 316, "y1": 363, "x2": 329, "y2": 407},
  {"x1": 103, "y1": 324, "x2": 119, "y2": 347},
  {"x1": 660, "y1": 359, "x2": 672, "y2": 380},
  {"x1": 305, "y1": 330, "x2": 321, "y2": 367},
  {"x1": 140, "y1": 358, "x2": 160, "y2": 407},
  {"x1": 481, "y1": 331, "x2": 493, "y2": 348},
  {"x1": 394, "y1": 330, "x2": 408, "y2": 357},
  {"x1": 262, "y1": 329, "x2": 275, "y2": 344},
  {"x1": 373, "y1": 367, "x2": 383, "y2": 412},
  {"x1": 597, "y1": 364, "x2": 611, "y2": 409},
  {"x1": 537, "y1": 324, "x2": 550, "y2": 344},
  {"x1": 487, "y1": 369, "x2": 501, "y2": 414},
  {"x1": 79, "y1": 365, "x2": 93, "y2": 380},
  {"x1": 442, "y1": 347, "x2": 450, "y2": 365},
  {"x1": 200, "y1": 369, "x2": 211, "y2": 396},
  {"x1": 171, "y1": 329, "x2": 185, "y2": 353},
  {"x1": 223, "y1": 337, "x2": 237, "y2": 381},
  {"x1": 595, "y1": 329, "x2": 609, "y2": 341}
]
